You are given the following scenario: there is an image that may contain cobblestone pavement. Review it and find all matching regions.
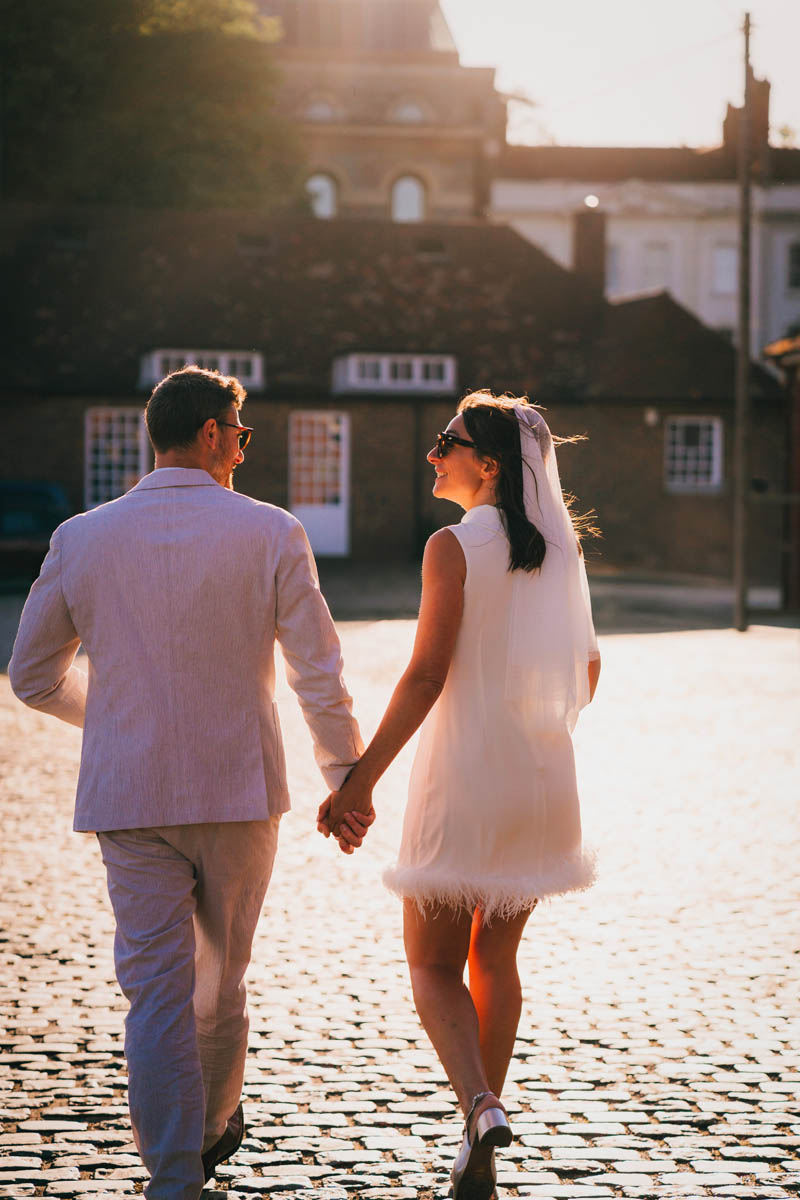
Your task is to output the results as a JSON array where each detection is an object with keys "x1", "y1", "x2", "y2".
[{"x1": 1, "y1": 622, "x2": 799, "y2": 1200}]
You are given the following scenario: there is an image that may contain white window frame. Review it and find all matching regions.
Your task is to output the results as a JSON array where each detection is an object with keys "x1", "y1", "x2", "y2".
[
  {"x1": 391, "y1": 175, "x2": 426, "y2": 223},
  {"x1": 664, "y1": 416, "x2": 724, "y2": 494},
  {"x1": 85, "y1": 407, "x2": 151, "y2": 508},
  {"x1": 332, "y1": 353, "x2": 457, "y2": 394},
  {"x1": 138, "y1": 350, "x2": 265, "y2": 391},
  {"x1": 306, "y1": 172, "x2": 338, "y2": 219},
  {"x1": 711, "y1": 245, "x2": 738, "y2": 296}
]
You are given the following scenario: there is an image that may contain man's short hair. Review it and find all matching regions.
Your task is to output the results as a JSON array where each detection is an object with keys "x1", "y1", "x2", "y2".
[{"x1": 145, "y1": 366, "x2": 246, "y2": 454}]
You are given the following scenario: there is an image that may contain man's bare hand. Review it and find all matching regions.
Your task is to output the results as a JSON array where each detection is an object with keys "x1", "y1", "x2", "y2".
[{"x1": 317, "y1": 787, "x2": 376, "y2": 853}]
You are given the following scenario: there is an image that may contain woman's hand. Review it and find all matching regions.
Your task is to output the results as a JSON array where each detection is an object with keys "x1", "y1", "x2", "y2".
[
  {"x1": 317, "y1": 787, "x2": 376, "y2": 853},
  {"x1": 316, "y1": 527, "x2": 465, "y2": 857},
  {"x1": 318, "y1": 775, "x2": 375, "y2": 834}
]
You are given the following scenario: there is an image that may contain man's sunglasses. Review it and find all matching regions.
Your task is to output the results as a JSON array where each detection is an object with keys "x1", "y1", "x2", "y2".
[
  {"x1": 217, "y1": 421, "x2": 254, "y2": 450},
  {"x1": 435, "y1": 430, "x2": 477, "y2": 458}
]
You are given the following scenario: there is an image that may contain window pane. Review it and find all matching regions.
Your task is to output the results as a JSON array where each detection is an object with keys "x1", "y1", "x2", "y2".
[
  {"x1": 357, "y1": 359, "x2": 381, "y2": 380},
  {"x1": 306, "y1": 173, "x2": 338, "y2": 219},
  {"x1": 422, "y1": 360, "x2": 445, "y2": 380},
  {"x1": 643, "y1": 243, "x2": 671, "y2": 291},
  {"x1": 789, "y1": 243, "x2": 800, "y2": 289},
  {"x1": 606, "y1": 244, "x2": 621, "y2": 293},
  {"x1": 391, "y1": 176, "x2": 425, "y2": 223},
  {"x1": 86, "y1": 409, "x2": 149, "y2": 507},
  {"x1": 289, "y1": 412, "x2": 345, "y2": 507},
  {"x1": 305, "y1": 98, "x2": 340, "y2": 121},
  {"x1": 390, "y1": 100, "x2": 426, "y2": 123},
  {"x1": 665, "y1": 418, "x2": 722, "y2": 491},
  {"x1": 712, "y1": 246, "x2": 738, "y2": 295}
]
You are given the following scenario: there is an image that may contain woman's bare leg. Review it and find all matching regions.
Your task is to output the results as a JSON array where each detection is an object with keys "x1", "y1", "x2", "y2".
[
  {"x1": 467, "y1": 905, "x2": 536, "y2": 1097},
  {"x1": 403, "y1": 899, "x2": 491, "y2": 1117}
]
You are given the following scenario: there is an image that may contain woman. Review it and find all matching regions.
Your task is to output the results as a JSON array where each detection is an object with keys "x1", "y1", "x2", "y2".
[{"x1": 318, "y1": 392, "x2": 601, "y2": 1200}]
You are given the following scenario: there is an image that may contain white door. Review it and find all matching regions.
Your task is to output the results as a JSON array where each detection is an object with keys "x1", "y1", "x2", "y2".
[{"x1": 289, "y1": 411, "x2": 350, "y2": 556}]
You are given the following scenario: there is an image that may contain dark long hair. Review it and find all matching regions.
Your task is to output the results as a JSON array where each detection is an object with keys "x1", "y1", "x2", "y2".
[{"x1": 458, "y1": 391, "x2": 595, "y2": 573}]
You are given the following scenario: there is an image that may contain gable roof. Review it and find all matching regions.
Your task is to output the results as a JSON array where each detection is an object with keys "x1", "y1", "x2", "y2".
[
  {"x1": 0, "y1": 203, "x2": 780, "y2": 403},
  {"x1": 587, "y1": 292, "x2": 777, "y2": 399},
  {"x1": 496, "y1": 142, "x2": 800, "y2": 185}
]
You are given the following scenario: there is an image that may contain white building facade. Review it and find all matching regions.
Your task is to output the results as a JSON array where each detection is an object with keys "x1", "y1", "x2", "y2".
[{"x1": 490, "y1": 173, "x2": 800, "y2": 358}]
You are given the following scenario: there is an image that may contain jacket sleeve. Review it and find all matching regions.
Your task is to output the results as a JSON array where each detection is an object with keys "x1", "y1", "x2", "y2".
[
  {"x1": 274, "y1": 518, "x2": 363, "y2": 789},
  {"x1": 8, "y1": 526, "x2": 87, "y2": 728}
]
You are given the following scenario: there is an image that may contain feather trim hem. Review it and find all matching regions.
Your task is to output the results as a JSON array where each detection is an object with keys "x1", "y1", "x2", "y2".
[{"x1": 382, "y1": 850, "x2": 597, "y2": 922}]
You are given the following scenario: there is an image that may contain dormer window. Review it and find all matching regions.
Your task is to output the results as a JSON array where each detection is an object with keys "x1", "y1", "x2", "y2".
[
  {"x1": 139, "y1": 350, "x2": 265, "y2": 391},
  {"x1": 332, "y1": 354, "x2": 457, "y2": 394},
  {"x1": 388, "y1": 99, "x2": 429, "y2": 124},
  {"x1": 304, "y1": 96, "x2": 343, "y2": 122}
]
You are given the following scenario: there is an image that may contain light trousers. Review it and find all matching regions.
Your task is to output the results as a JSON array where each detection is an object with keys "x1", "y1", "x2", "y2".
[{"x1": 98, "y1": 817, "x2": 280, "y2": 1200}]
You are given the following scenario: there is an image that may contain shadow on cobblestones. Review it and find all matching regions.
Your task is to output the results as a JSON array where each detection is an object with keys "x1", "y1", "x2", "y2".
[{"x1": 1, "y1": 619, "x2": 799, "y2": 1199}]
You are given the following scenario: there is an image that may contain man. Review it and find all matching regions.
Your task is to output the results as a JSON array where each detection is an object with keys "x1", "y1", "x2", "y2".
[{"x1": 9, "y1": 366, "x2": 370, "y2": 1200}]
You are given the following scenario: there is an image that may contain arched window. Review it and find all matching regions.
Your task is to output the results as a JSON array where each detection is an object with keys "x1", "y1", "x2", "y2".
[
  {"x1": 304, "y1": 97, "x2": 342, "y2": 122},
  {"x1": 388, "y1": 99, "x2": 428, "y2": 124},
  {"x1": 391, "y1": 175, "x2": 426, "y2": 223},
  {"x1": 306, "y1": 173, "x2": 338, "y2": 219}
]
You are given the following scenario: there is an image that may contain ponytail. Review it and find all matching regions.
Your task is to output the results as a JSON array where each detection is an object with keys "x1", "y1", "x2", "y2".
[{"x1": 460, "y1": 397, "x2": 546, "y2": 573}]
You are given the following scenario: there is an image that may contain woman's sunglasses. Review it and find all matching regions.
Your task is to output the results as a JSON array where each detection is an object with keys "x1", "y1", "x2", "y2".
[
  {"x1": 435, "y1": 431, "x2": 477, "y2": 458},
  {"x1": 217, "y1": 421, "x2": 254, "y2": 449}
]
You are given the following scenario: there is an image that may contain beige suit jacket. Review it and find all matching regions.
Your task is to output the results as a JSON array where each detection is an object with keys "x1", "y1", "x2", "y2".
[{"x1": 9, "y1": 468, "x2": 363, "y2": 832}]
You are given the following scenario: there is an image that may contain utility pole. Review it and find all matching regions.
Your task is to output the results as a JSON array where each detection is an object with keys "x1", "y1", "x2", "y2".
[{"x1": 733, "y1": 12, "x2": 752, "y2": 631}]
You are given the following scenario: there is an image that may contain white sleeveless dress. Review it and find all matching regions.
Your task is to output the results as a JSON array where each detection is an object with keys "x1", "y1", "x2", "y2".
[{"x1": 383, "y1": 504, "x2": 598, "y2": 920}]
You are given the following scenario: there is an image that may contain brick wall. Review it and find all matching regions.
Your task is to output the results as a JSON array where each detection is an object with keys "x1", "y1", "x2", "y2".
[
  {"x1": 411, "y1": 397, "x2": 785, "y2": 585},
  {"x1": 2, "y1": 394, "x2": 129, "y2": 514},
  {"x1": 1, "y1": 391, "x2": 787, "y2": 585},
  {"x1": 237, "y1": 398, "x2": 417, "y2": 558}
]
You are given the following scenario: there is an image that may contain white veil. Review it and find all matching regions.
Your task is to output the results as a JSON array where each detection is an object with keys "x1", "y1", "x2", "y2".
[{"x1": 504, "y1": 404, "x2": 599, "y2": 731}]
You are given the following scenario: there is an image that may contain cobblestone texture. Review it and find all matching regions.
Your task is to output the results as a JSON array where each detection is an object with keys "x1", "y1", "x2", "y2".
[{"x1": 1, "y1": 621, "x2": 799, "y2": 1199}]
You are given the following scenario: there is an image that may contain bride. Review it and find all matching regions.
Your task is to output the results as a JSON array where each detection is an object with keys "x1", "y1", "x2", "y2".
[{"x1": 319, "y1": 391, "x2": 600, "y2": 1200}]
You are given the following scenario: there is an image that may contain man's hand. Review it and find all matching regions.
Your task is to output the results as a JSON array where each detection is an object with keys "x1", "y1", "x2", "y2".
[
  {"x1": 320, "y1": 803, "x2": 375, "y2": 855},
  {"x1": 317, "y1": 781, "x2": 376, "y2": 854}
]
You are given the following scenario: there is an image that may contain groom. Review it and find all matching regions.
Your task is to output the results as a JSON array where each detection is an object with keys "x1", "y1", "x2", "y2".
[{"x1": 9, "y1": 366, "x2": 370, "y2": 1200}]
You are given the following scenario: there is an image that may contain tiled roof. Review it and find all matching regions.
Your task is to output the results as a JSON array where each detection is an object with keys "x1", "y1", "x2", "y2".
[
  {"x1": 587, "y1": 291, "x2": 777, "y2": 399},
  {"x1": 495, "y1": 142, "x2": 800, "y2": 184},
  {"x1": 0, "y1": 203, "x2": 779, "y2": 403}
]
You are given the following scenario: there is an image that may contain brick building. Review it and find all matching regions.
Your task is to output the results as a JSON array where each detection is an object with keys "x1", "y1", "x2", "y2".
[
  {"x1": 0, "y1": 204, "x2": 787, "y2": 592},
  {"x1": 261, "y1": 0, "x2": 505, "y2": 221}
]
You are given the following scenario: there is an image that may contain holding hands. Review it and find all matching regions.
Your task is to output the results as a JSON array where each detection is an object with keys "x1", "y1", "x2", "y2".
[{"x1": 317, "y1": 772, "x2": 376, "y2": 855}]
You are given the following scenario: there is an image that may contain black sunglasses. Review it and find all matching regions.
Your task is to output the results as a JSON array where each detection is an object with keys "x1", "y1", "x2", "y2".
[
  {"x1": 217, "y1": 421, "x2": 253, "y2": 449},
  {"x1": 434, "y1": 430, "x2": 477, "y2": 458}
]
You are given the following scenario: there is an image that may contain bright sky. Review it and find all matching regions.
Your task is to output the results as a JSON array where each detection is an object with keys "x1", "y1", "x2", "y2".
[{"x1": 440, "y1": 0, "x2": 799, "y2": 149}]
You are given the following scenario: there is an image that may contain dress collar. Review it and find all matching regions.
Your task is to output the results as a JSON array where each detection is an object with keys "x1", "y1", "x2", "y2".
[{"x1": 460, "y1": 504, "x2": 504, "y2": 531}]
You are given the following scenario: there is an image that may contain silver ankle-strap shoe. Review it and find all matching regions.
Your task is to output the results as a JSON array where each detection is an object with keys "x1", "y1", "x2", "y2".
[{"x1": 451, "y1": 1092, "x2": 512, "y2": 1200}]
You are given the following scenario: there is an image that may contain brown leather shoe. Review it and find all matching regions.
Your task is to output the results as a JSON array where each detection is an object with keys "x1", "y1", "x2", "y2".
[{"x1": 202, "y1": 1102, "x2": 245, "y2": 1183}]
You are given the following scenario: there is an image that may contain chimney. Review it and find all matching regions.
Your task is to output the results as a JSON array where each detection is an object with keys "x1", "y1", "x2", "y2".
[
  {"x1": 722, "y1": 72, "x2": 771, "y2": 177},
  {"x1": 572, "y1": 201, "x2": 606, "y2": 305}
]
